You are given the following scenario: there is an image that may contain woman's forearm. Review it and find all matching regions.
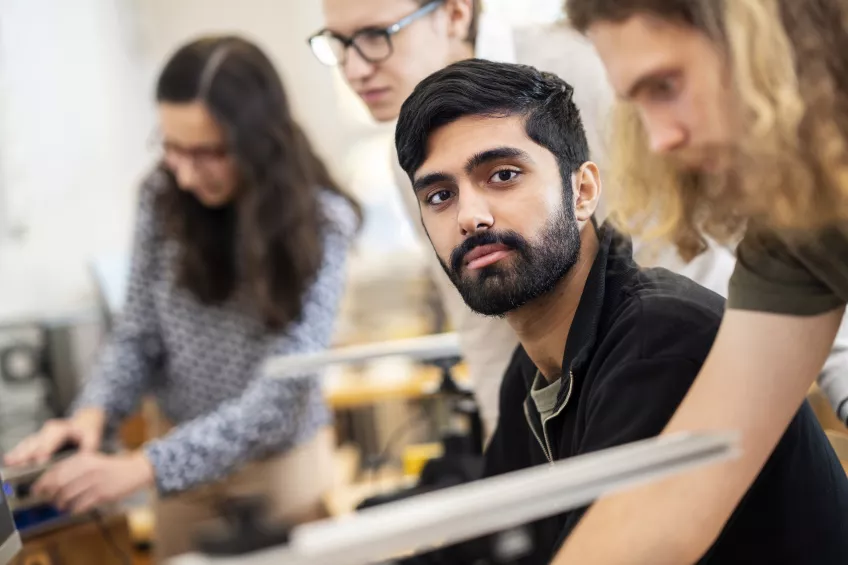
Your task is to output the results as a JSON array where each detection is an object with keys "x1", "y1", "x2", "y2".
[
  {"x1": 71, "y1": 407, "x2": 106, "y2": 432},
  {"x1": 144, "y1": 375, "x2": 329, "y2": 494}
]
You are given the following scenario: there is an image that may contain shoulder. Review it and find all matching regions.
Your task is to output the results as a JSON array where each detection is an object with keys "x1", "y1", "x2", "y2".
[
  {"x1": 729, "y1": 228, "x2": 844, "y2": 315},
  {"x1": 134, "y1": 169, "x2": 171, "y2": 236},
  {"x1": 138, "y1": 168, "x2": 170, "y2": 204},
  {"x1": 582, "y1": 271, "x2": 723, "y2": 411},
  {"x1": 606, "y1": 268, "x2": 725, "y2": 365},
  {"x1": 316, "y1": 188, "x2": 360, "y2": 242},
  {"x1": 734, "y1": 229, "x2": 802, "y2": 280}
]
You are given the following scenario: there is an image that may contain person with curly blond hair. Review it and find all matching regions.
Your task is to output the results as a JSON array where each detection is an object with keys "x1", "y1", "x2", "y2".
[{"x1": 547, "y1": 1, "x2": 848, "y2": 564}]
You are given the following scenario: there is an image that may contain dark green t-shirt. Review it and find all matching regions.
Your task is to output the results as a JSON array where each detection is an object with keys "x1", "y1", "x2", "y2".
[{"x1": 729, "y1": 227, "x2": 848, "y2": 315}]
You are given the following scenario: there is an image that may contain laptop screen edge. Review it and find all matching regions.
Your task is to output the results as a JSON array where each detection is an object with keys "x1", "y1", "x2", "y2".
[{"x1": 0, "y1": 531, "x2": 21, "y2": 565}]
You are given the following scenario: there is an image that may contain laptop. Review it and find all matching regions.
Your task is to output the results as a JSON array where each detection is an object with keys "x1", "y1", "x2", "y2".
[{"x1": 0, "y1": 473, "x2": 21, "y2": 565}]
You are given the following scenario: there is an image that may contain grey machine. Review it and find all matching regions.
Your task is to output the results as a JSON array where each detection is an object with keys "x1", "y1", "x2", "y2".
[{"x1": 0, "y1": 471, "x2": 22, "y2": 565}]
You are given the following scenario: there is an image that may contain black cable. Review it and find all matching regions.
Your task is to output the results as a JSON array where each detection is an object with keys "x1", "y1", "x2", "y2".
[
  {"x1": 92, "y1": 509, "x2": 133, "y2": 565},
  {"x1": 369, "y1": 410, "x2": 430, "y2": 476}
]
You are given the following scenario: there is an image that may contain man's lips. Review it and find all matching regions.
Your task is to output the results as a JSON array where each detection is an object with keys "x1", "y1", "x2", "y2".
[
  {"x1": 463, "y1": 243, "x2": 514, "y2": 270},
  {"x1": 358, "y1": 87, "x2": 391, "y2": 104}
]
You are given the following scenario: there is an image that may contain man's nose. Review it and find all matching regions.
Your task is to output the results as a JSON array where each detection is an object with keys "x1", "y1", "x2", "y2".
[
  {"x1": 643, "y1": 109, "x2": 688, "y2": 155},
  {"x1": 456, "y1": 189, "x2": 494, "y2": 236}
]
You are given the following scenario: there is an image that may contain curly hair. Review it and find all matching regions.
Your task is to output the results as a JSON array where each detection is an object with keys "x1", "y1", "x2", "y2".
[
  {"x1": 566, "y1": 0, "x2": 848, "y2": 260},
  {"x1": 155, "y1": 36, "x2": 360, "y2": 328}
]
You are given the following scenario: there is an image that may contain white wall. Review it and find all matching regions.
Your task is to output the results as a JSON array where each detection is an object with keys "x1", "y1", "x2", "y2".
[
  {"x1": 0, "y1": 0, "x2": 151, "y2": 322},
  {"x1": 0, "y1": 0, "x2": 566, "y2": 326},
  {"x1": 0, "y1": 0, "x2": 367, "y2": 324},
  {"x1": 132, "y1": 0, "x2": 354, "y2": 167},
  {"x1": 485, "y1": 0, "x2": 564, "y2": 24}
]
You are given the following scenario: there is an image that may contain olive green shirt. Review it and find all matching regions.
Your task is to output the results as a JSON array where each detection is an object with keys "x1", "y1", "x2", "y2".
[
  {"x1": 729, "y1": 227, "x2": 848, "y2": 315},
  {"x1": 530, "y1": 371, "x2": 563, "y2": 422}
]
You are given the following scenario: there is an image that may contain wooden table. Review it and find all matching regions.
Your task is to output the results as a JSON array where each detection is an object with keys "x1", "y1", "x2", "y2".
[
  {"x1": 808, "y1": 385, "x2": 848, "y2": 435},
  {"x1": 11, "y1": 513, "x2": 132, "y2": 565},
  {"x1": 325, "y1": 364, "x2": 469, "y2": 410}
]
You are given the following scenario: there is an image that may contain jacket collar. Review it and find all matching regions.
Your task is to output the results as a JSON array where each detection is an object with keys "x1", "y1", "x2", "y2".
[{"x1": 520, "y1": 221, "x2": 639, "y2": 406}]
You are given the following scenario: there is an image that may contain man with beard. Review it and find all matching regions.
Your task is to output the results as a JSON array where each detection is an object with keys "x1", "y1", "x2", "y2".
[
  {"x1": 312, "y1": 0, "x2": 848, "y2": 442},
  {"x1": 394, "y1": 59, "x2": 848, "y2": 564}
]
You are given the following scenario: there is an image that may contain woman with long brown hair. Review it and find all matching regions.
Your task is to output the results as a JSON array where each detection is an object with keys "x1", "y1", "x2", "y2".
[{"x1": 5, "y1": 35, "x2": 360, "y2": 560}]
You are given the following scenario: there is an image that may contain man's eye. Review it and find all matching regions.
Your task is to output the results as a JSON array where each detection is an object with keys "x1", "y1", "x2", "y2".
[
  {"x1": 427, "y1": 190, "x2": 453, "y2": 206},
  {"x1": 648, "y1": 77, "x2": 680, "y2": 102},
  {"x1": 489, "y1": 169, "x2": 521, "y2": 183}
]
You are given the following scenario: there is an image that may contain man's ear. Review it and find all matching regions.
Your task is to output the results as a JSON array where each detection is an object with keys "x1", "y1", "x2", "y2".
[
  {"x1": 573, "y1": 161, "x2": 602, "y2": 222},
  {"x1": 444, "y1": 0, "x2": 474, "y2": 41}
]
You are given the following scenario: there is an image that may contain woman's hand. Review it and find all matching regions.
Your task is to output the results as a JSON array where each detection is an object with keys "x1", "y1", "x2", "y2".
[
  {"x1": 3, "y1": 408, "x2": 106, "y2": 467},
  {"x1": 33, "y1": 451, "x2": 155, "y2": 514}
]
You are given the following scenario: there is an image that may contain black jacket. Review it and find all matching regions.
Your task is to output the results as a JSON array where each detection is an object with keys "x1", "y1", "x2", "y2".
[{"x1": 483, "y1": 224, "x2": 848, "y2": 564}]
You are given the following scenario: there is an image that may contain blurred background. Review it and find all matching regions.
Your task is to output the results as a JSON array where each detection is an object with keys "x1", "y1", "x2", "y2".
[
  {"x1": 0, "y1": 1, "x2": 566, "y2": 562},
  {"x1": 2, "y1": 3, "x2": 848, "y2": 564},
  {"x1": 0, "y1": 0, "x2": 565, "y2": 393}
]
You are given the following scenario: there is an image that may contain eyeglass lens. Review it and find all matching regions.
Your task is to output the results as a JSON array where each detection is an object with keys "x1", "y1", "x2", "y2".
[{"x1": 310, "y1": 30, "x2": 392, "y2": 66}]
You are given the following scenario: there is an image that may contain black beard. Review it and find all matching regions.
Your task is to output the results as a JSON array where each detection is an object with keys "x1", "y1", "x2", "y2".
[{"x1": 438, "y1": 205, "x2": 581, "y2": 317}]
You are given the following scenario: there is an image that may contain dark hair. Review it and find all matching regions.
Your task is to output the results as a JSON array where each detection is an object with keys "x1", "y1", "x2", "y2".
[
  {"x1": 395, "y1": 59, "x2": 590, "y2": 184},
  {"x1": 566, "y1": 0, "x2": 724, "y2": 36},
  {"x1": 155, "y1": 35, "x2": 360, "y2": 329}
]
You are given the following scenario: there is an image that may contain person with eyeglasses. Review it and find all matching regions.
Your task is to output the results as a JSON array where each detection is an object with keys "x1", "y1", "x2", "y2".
[
  {"x1": 310, "y1": 0, "x2": 612, "y2": 442},
  {"x1": 3, "y1": 35, "x2": 360, "y2": 562},
  {"x1": 311, "y1": 0, "x2": 848, "y2": 442}
]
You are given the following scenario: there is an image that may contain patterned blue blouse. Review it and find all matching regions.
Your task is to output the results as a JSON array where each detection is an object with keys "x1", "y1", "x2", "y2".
[{"x1": 75, "y1": 172, "x2": 357, "y2": 494}]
